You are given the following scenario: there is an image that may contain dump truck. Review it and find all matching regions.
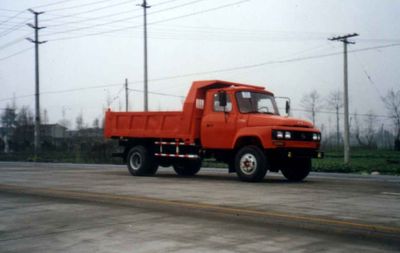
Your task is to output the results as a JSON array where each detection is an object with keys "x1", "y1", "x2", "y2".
[{"x1": 104, "y1": 80, "x2": 323, "y2": 182}]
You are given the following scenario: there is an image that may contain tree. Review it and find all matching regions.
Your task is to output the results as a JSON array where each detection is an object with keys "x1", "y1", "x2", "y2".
[
  {"x1": 382, "y1": 89, "x2": 400, "y2": 150},
  {"x1": 355, "y1": 111, "x2": 377, "y2": 148},
  {"x1": 16, "y1": 106, "x2": 34, "y2": 127},
  {"x1": 0, "y1": 104, "x2": 17, "y2": 153},
  {"x1": 13, "y1": 106, "x2": 34, "y2": 151},
  {"x1": 1, "y1": 104, "x2": 17, "y2": 129},
  {"x1": 76, "y1": 113, "x2": 84, "y2": 130},
  {"x1": 326, "y1": 91, "x2": 344, "y2": 147},
  {"x1": 58, "y1": 107, "x2": 71, "y2": 129},
  {"x1": 42, "y1": 109, "x2": 49, "y2": 124},
  {"x1": 300, "y1": 90, "x2": 323, "y2": 126},
  {"x1": 92, "y1": 118, "x2": 100, "y2": 129}
]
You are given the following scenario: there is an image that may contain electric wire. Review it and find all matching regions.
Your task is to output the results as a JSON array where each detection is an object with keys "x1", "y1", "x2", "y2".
[
  {"x1": 353, "y1": 52, "x2": 384, "y2": 100},
  {"x1": 44, "y1": 0, "x2": 250, "y2": 41},
  {"x1": 32, "y1": 0, "x2": 84, "y2": 9},
  {"x1": 0, "y1": 18, "x2": 31, "y2": 38},
  {"x1": 0, "y1": 10, "x2": 26, "y2": 26},
  {"x1": 43, "y1": 0, "x2": 122, "y2": 12},
  {"x1": 0, "y1": 35, "x2": 29, "y2": 51},
  {"x1": 128, "y1": 88, "x2": 185, "y2": 98},
  {"x1": 0, "y1": 46, "x2": 33, "y2": 61},
  {"x1": 1, "y1": 42, "x2": 399, "y2": 99},
  {"x1": 42, "y1": 0, "x2": 185, "y2": 24},
  {"x1": 42, "y1": 0, "x2": 137, "y2": 23},
  {"x1": 43, "y1": 0, "x2": 210, "y2": 37}
]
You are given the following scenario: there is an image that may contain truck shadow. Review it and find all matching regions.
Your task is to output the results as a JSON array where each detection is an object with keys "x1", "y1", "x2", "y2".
[
  {"x1": 101, "y1": 169, "x2": 313, "y2": 184},
  {"x1": 153, "y1": 172, "x2": 312, "y2": 184}
]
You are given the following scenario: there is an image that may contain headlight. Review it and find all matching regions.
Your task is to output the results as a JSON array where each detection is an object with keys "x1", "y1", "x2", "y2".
[
  {"x1": 284, "y1": 131, "x2": 291, "y2": 139},
  {"x1": 276, "y1": 131, "x2": 283, "y2": 139},
  {"x1": 312, "y1": 133, "x2": 321, "y2": 141}
]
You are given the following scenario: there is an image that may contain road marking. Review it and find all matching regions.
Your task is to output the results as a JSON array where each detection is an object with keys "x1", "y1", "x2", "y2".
[
  {"x1": 381, "y1": 192, "x2": 400, "y2": 196},
  {"x1": 1, "y1": 184, "x2": 400, "y2": 235}
]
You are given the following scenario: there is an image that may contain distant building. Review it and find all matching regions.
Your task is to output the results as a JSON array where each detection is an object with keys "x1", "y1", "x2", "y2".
[
  {"x1": 41, "y1": 124, "x2": 67, "y2": 139},
  {"x1": 66, "y1": 128, "x2": 103, "y2": 138}
]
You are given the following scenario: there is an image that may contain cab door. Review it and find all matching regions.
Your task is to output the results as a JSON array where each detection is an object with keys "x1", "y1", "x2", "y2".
[{"x1": 201, "y1": 91, "x2": 237, "y2": 149}]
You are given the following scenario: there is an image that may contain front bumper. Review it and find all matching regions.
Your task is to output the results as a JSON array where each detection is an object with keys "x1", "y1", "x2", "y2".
[{"x1": 267, "y1": 148, "x2": 324, "y2": 159}]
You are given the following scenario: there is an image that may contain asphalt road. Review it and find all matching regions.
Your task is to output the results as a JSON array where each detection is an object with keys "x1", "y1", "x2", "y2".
[{"x1": 0, "y1": 162, "x2": 399, "y2": 252}]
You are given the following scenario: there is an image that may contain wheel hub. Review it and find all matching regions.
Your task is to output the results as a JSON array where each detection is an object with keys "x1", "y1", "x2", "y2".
[
  {"x1": 240, "y1": 153, "x2": 257, "y2": 175},
  {"x1": 130, "y1": 152, "x2": 142, "y2": 170}
]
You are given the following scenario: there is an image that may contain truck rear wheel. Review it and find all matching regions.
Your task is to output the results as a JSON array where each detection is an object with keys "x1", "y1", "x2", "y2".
[
  {"x1": 235, "y1": 146, "x2": 267, "y2": 182},
  {"x1": 173, "y1": 159, "x2": 202, "y2": 176},
  {"x1": 281, "y1": 158, "x2": 311, "y2": 182},
  {"x1": 127, "y1": 145, "x2": 158, "y2": 176}
]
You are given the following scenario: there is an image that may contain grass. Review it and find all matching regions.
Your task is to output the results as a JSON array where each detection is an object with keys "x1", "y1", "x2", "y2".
[
  {"x1": 203, "y1": 149, "x2": 400, "y2": 175},
  {"x1": 312, "y1": 149, "x2": 400, "y2": 175}
]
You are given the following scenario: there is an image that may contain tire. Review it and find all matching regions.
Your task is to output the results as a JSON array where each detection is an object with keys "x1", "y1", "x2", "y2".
[
  {"x1": 235, "y1": 145, "x2": 267, "y2": 182},
  {"x1": 281, "y1": 158, "x2": 311, "y2": 182},
  {"x1": 127, "y1": 145, "x2": 158, "y2": 176},
  {"x1": 173, "y1": 159, "x2": 202, "y2": 176}
]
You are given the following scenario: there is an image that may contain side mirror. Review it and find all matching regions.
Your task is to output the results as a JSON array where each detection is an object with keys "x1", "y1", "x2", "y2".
[
  {"x1": 218, "y1": 91, "x2": 227, "y2": 107},
  {"x1": 285, "y1": 100, "x2": 290, "y2": 115}
]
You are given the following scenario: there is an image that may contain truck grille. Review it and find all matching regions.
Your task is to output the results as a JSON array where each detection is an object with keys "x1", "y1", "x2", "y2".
[{"x1": 291, "y1": 131, "x2": 314, "y2": 141}]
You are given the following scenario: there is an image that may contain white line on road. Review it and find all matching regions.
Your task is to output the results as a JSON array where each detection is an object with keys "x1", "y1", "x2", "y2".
[{"x1": 381, "y1": 192, "x2": 400, "y2": 196}]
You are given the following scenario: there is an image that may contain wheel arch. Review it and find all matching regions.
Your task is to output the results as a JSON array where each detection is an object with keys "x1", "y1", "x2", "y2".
[
  {"x1": 121, "y1": 138, "x2": 156, "y2": 162},
  {"x1": 234, "y1": 135, "x2": 264, "y2": 151}
]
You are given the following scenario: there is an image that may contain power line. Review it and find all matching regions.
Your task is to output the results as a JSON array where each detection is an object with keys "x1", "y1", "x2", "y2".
[
  {"x1": 43, "y1": 0, "x2": 209, "y2": 37},
  {"x1": 143, "y1": 42, "x2": 400, "y2": 84},
  {"x1": 44, "y1": 0, "x2": 249, "y2": 41},
  {"x1": 41, "y1": 0, "x2": 184, "y2": 24},
  {"x1": 291, "y1": 108, "x2": 393, "y2": 119},
  {"x1": 0, "y1": 10, "x2": 25, "y2": 26},
  {"x1": 43, "y1": 0, "x2": 121, "y2": 12},
  {"x1": 0, "y1": 8, "x2": 24, "y2": 13},
  {"x1": 0, "y1": 17, "x2": 31, "y2": 37},
  {"x1": 0, "y1": 46, "x2": 33, "y2": 61},
  {"x1": 128, "y1": 88, "x2": 184, "y2": 98},
  {"x1": 1, "y1": 42, "x2": 399, "y2": 101},
  {"x1": 32, "y1": 0, "x2": 83, "y2": 9},
  {"x1": 0, "y1": 35, "x2": 28, "y2": 51},
  {"x1": 42, "y1": 0, "x2": 137, "y2": 23},
  {"x1": 353, "y1": 52, "x2": 383, "y2": 99}
]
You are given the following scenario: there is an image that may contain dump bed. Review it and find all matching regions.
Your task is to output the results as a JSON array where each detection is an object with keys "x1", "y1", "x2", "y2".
[{"x1": 104, "y1": 110, "x2": 195, "y2": 140}]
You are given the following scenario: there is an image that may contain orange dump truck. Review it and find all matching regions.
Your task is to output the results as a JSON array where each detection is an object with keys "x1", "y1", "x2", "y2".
[{"x1": 104, "y1": 80, "x2": 323, "y2": 182}]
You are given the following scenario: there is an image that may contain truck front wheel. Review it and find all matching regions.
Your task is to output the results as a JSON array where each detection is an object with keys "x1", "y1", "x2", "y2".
[
  {"x1": 281, "y1": 158, "x2": 311, "y2": 182},
  {"x1": 127, "y1": 145, "x2": 158, "y2": 176},
  {"x1": 235, "y1": 146, "x2": 267, "y2": 182},
  {"x1": 173, "y1": 159, "x2": 202, "y2": 176}
]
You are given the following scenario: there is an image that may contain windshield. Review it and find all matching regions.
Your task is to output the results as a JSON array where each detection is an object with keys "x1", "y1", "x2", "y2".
[{"x1": 235, "y1": 91, "x2": 279, "y2": 115}]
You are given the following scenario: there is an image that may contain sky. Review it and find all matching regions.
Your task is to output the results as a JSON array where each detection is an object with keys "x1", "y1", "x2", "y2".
[{"x1": 0, "y1": 0, "x2": 399, "y2": 133}]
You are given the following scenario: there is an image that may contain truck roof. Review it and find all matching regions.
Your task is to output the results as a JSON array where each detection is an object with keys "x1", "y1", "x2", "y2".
[
  {"x1": 191, "y1": 80, "x2": 267, "y2": 91},
  {"x1": 185, "y1": 80, "x2": 273, "y2": 104}
]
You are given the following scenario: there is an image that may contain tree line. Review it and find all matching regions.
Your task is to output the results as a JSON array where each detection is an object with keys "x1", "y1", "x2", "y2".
[
  {"x1": 300, "y1": 88, "x2": 400, "y2": 150},
  {"x1": 0, "y1": 88, "x2": 399, "y2": 163}
]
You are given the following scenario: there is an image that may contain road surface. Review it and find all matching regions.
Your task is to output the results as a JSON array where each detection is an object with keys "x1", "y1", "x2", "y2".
[{"x1": 0, "y1": 162, "x2": 399, "y2": 252}]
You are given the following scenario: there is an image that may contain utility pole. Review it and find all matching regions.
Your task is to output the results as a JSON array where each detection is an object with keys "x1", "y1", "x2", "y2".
[
  {"x1": 139, "y1": 0, "x2": 150, "y2": 111},
  {"x1": 329, "y1": 33, "x2": 359, "y2": 165},
  {"x1": 26, "y1": 9, "x2": 46, "y2": 157},
  {"x1": 125, "y1": 78, "x2": 129, "y2": 112},
  {"x1": 336, "y1": 104, "x2": 340, "y2": 148}
]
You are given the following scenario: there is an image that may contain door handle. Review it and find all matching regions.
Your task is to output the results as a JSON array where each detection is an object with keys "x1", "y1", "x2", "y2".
[{"x1": 206, "y1": 123, "x2": 213, "y2": 127}]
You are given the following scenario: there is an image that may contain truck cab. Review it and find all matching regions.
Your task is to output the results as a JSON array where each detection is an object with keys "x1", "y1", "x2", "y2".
[{"x1": 197, "y1": 84, "x2": 322, "y2": 181}]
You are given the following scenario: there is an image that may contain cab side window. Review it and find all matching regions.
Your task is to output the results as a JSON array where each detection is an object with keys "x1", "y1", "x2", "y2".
[{"x1": 213, "y1": 93, "x2": 232, "y2": 112}]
